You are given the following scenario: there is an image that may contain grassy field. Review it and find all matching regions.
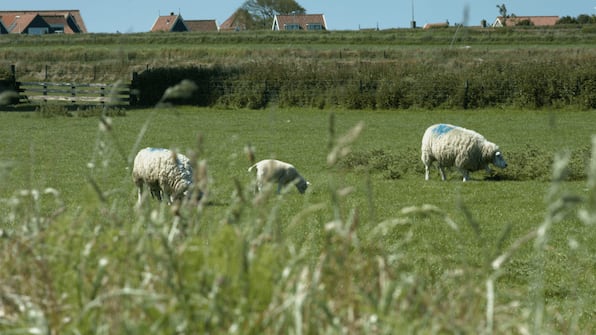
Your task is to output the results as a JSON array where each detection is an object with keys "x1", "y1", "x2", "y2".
[
  {"x1": 1, "y1": 106, "x2": 595, "y2": 333},
  {"x1": 1, "y1": 25, "x2": 596, "y2": 334}
]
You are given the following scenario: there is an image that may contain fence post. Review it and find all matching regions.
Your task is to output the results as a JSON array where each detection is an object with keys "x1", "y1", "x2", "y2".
[
  {"x1": 10, "y1": 64, "x2": 17, "y2": 90},
  {"x1": 71, "y1": 83, "x2": 76, "y2": 104},
  {"x1": 10, "y1": 64, "x2": 22, "y2": 104},
  {"x1": 129, "y1": 71, "x2": 138, "y2": 106},
  {"x1": 100, "y1": 86, "x2": 105, "y2": 104}
]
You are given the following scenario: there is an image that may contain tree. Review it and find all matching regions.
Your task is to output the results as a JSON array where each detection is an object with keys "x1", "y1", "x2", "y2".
[
  {"x1": 556, "y1": 16, "x2": 578, "y2": 25},
  {"x1": 556, "y1": 14, "x2": 596, "y2": 25},
  {"x1": 241, "y1": 0, "x2": 306, "y2": 29},
  {"x1": 577, "y1": 14, "x2": 592, "y2": 24},
  {"x1": 496, "y1": 4, "x2": 507, "y2": 26}
]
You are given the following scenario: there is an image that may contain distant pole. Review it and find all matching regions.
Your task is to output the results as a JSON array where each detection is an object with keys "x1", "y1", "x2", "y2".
[{"x1": 410, "y1": 0, "x2": 416, "y2": 28}]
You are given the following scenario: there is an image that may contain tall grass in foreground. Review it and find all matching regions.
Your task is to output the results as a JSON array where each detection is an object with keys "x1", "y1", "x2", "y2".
[{"x1": 0, "y1": 108, "x2": 595, "y2": 334}]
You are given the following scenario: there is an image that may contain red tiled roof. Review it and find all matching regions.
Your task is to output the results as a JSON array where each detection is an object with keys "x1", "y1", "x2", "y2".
[
  {"x1": 43, "y1": 15, "x2": 76, "y2": 33},
  {"x1": 151, "y1": 14, "x2": 188, "y2": 32},
  {"x1": 493, "y1": 16, "x2": 559, "y2": 27},
  {"x1": 0, "y1": 10, "x2": 87, "y2": 33},
  {"x1": 423, "y1": 22, "x2": 449, "y2": 29},
  {"x1": 0, "y1": 13, "x2": 39, "y2": 33},
  {"x1": 219, "y1": 9, "x2": 250, "y2": 31},
  {"x1": 272, "y1": 14, "x2": 326, "y2": 31},
  {"x1": 185, "y1": 19, "x2": 218, "y2": 32}
]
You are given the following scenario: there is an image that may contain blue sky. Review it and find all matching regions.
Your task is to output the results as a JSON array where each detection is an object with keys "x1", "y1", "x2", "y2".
[{"x1": 3, "y1": 1, "x2": 593, "y2": 33}]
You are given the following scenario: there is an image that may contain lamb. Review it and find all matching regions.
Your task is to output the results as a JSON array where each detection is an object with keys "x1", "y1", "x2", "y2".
[
  {"x1": 132, "y1": 147, "x2": 194, "y2": 205},
  {"x1": 248, "y1": 159, "x2": 309, "y2": 194},
  {"x1": 421, "y1": 123, "x2": 507, "y2": 182}
]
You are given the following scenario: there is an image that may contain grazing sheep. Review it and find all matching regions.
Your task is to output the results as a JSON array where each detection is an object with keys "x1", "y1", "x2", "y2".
[
  {"x1": 421, "y1": 123, "x2": 507, "y2": 181},
  {"x1": 132, "y1": 147, "x2": 193, "y2": 205},
  {"x1": 248, "y1": 159, "x2": 309, "y2": 194}
]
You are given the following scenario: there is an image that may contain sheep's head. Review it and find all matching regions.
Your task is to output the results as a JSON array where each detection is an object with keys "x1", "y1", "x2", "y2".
[
  {"x1": 493, "y1": 151, "x2": 507, "y2": 168},
  {"x1": 296, "y1": 178, "x2": 309, "y2": 194},
  {"x1": 483, "y1": 142, "x2": 507, "y2": 169}
]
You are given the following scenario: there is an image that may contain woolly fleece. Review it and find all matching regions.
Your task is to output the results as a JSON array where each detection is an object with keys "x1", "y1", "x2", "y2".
[
  {"x1": 132, "y1": 147, "x2": 193, "y2": 204},
  {"x1": 248, "y1": 159, "x2": 308, "y2": 194},
  {"x1": 421, "y1": 124, "x2": 506, "y2": 181}
]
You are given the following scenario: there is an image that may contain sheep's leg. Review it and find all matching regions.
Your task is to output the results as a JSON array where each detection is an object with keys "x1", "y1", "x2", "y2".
[
  {"x1": 438, "y1": 166, "x2": 447, "y2": 181},
  {"x1": 255, "y1": 171, "x2": 265, "y2": 193},
  {"x1": 163, "y1": 191, "x2": 172, "y2": 205},
  {"x1": 147, "y1": 182, "x2": 162, "y2": 201},
  {"x1": 461, "y1": 170, "x2": 470, "y2": 182},
  {"x1": 424, "y1": 165, "x2": 430, "y2": 180},
  {"x1": 137, "y1": 184, "x2": 144, "y2": 205},
  {"x1": 151, "y1": 187, "x2": 162, "y2": 201}
]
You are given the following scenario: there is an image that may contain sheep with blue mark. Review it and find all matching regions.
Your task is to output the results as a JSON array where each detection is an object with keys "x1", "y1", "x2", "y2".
[
  {"x1": 132, "y1": 147, "x2": 194, "y2": 205},
  {"x1": 248, "y1": 159, "x2": 309, "y2": 194},
  {"x1": 421, "y1": 124, "x2": 507, "y2": 181}
]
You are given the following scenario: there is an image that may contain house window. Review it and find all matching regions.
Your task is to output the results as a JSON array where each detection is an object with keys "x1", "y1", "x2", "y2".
[
  {"x1": 284, "y1": 23, "x2": 300, "y2": 30},
  {"x1": 50, "y1": 24, "x2": 64, "y2": 34},
  {"x1": 306, "y1": 23, "x2": 323, "y2": 30},
  {"x1": 28, "y1": 27, "x2": 49, "y2": 35}
]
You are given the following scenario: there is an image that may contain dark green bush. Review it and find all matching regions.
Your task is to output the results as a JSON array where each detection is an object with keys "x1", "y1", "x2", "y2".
[
  {"x1": 134, "y1": 65, "x2": 237, "y2": 107},
  {"x1": 133, "y1": 52, "x2": 596, "y2": 110},
  {"x1": 337, "y1": 148, "x2": 422, "y2": 180},
  {"x1": 338, "y1": 145, "x2": 589, "y2": 182}
]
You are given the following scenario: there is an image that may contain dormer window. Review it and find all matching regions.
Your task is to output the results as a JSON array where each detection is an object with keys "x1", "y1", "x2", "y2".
[
  {"x1": 284, "y1": 23, "x2": 300, "y2": 30},
  {"x1": 306, "y1": 23, "x2": 322, "y2": 30}
]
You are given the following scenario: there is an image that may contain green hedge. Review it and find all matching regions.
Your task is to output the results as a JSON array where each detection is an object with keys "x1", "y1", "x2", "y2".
[
  {"x1": 134, "y1": 54, "x2": 596, "y2": 110},
  {"x1": 134, "y1": 66, "x2": 237, "y2": 107}
]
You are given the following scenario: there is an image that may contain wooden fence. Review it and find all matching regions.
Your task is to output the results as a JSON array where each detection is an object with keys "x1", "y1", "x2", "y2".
[
  {"x1": 6, "y1": 65, "x2": 138, "y2": 107},
  {"x1": 17, "y1": 81, "x2": 136, "y2": 106}
]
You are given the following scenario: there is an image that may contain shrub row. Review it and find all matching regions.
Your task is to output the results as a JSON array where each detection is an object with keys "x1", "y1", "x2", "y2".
[
  {"x1": 135, "y1": 54, "x2": 596, "y2": 110},
  {"x1": 338, "y1": 145, "x2": 591, "y2": 181}
]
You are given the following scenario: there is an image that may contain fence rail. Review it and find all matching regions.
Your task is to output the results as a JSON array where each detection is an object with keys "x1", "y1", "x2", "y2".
[{"x1": 17, "y1": 81, "x2": 134, "y2": 106}]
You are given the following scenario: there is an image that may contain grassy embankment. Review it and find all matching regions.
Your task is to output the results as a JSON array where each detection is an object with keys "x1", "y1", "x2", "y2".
[{"x1": 2, "y1": 25, "x2": 596, "y2": 83}]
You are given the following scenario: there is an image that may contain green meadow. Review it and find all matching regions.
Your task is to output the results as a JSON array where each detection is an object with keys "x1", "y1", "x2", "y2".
[
  {"x1": 1, "y1": 106, "x2": 595, "y2": 333},
  {"x1": 1, "y1": 26, "x2": 596, "y2": 334}
]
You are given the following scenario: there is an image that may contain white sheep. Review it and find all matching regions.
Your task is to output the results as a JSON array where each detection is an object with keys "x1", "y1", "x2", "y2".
[
  {"x1": 248, "y1": 159, "x2": 309, "y2": 194},
  {"x1": 421, "y1": 123, "x2": 507, "y2": 181},
  {"x1": 132, "y1": 147, "x2": 193, "y2": 205}
]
